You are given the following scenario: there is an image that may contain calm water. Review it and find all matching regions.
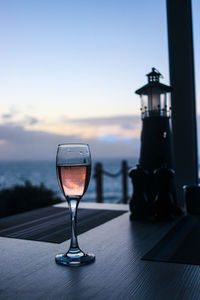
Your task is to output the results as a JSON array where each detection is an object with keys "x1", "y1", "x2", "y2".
[{"x1": 0, "y1": 158, "x2": 137, "y2": 203}]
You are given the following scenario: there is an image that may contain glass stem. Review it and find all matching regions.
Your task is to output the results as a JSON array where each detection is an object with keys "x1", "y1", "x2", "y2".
[{"x1": 68, "y1": 199, "x2": 80, "y2": 252}]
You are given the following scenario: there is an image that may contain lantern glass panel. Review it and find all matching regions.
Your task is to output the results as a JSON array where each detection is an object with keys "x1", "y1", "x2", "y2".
[
  {"x1": 141, "y1": 94, "x2": 148, "y2": 117},
  {"x1": 160, "y1": 93, "x2": 167, "y2": 116},
  {"x1": 150, "y1": 87, "x2": 161, "y2": 111},
  {"x1": 166, "y1": 93, "x2": 171, "y2": 116}
]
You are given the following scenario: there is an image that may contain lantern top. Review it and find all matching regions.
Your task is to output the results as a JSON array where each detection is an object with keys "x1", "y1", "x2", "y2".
[
  {"x1": 135, "y1": 67, "x2": 172, "y2": 95},
  {"x1": 146, "y1": 67, "x2": 162, "y2": 83}
]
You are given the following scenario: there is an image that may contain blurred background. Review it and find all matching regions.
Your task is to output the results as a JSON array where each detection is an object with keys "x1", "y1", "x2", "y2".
[{"x1": 0, "y1": 0, "x2": 199, "y2": 204}]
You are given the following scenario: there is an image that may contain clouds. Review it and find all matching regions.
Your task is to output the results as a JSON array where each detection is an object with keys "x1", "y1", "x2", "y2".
[
  {"x1": 68, "y1": 115, "x2": 140, "y2": 127},
  {"x1": 0, "y1": 123, "x2": 80, "y2": 160},
  {"x1": 68, "y1": 115, "x2": 141, "y2": 134},
  {"x1": 0, "y1": 110, "x2": 141, "y2": 140},
  {"x1": 65, "y1": 115, "x2": 141, "y2": 140},
  {"x1": 2, "y1": 114, "x2": 12, "y2": 119},
  {"x1": 0, "y1": 114, "x2": 141, "y2": 160},
  {"x1": 24, "y1": 116, "x2": 39, "y2": 126},
  {"x1": 0, "y1": 108, "x2": 39, "y2": 128},
  {"x1": 1, "y1": 112, "x2": 200, "y2": 161}
]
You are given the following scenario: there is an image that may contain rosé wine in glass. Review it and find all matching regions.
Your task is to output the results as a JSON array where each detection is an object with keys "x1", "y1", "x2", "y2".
[{"x1": 55, "y1": 143, "x2": 95, "y2": 266}]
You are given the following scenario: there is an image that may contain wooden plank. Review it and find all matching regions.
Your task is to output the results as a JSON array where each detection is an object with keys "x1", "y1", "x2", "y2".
[{"x1": 0, "y1": 206, "x2": 200, "y2": 299}]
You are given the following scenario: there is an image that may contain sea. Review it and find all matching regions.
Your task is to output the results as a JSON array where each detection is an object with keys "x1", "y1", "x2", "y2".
[{"x1": 0, "y1": 158, "x2": 138, "y2": 204}]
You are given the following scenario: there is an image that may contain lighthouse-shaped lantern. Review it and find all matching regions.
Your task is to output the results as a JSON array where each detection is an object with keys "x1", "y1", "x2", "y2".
[{"x1": 129, "y1": 68, "x2": 177, "y2": 220}]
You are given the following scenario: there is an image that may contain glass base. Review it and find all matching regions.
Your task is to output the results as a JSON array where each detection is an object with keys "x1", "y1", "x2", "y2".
[{"x1": 55, "y1": 250, "x2": 95, "y2": 266}]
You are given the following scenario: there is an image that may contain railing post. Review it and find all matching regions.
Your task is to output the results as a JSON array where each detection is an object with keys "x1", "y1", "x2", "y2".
[
  {"x1": 94, "y1": 162, "x2": 103, "y2": 203},
  {"x1": 122, "y1": 160, "x2": 128, "y2": 204}
]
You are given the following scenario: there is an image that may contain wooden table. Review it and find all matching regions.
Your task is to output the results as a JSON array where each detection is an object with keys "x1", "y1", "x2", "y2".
[{"x1": 1, "y1": 202, "x2": 200, "y2": 300}]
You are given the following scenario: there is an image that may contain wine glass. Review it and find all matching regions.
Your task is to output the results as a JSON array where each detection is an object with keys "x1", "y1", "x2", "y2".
[{"x1": 55, "y1": 143, "x2": 95, "y2": 266}]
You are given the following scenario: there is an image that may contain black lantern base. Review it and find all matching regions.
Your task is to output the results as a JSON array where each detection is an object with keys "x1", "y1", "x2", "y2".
[{"x1": 129, "y1": 164, "x2": 181, "y2": 221}]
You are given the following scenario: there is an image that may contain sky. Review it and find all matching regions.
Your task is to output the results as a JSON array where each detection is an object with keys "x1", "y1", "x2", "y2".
[{"x1": 0, "y1": 0, "x2": 199, "y2": 160}]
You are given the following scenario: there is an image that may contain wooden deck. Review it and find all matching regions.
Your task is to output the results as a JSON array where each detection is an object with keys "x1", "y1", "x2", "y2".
[{"x1": 0, "y1": 202, "x2": 200, "y2": 299}]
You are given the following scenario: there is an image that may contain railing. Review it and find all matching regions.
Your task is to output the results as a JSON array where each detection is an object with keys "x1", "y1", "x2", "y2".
[
  {"x1": 93, "y1": 160, "x2": 129, "y2": 204},
  {"x1": 141, "y1": 107, "x2": 171, "y2": 119}
]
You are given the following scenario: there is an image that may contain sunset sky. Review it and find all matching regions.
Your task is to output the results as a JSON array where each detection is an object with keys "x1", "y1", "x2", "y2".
[{"x1": 0, "y1": 0, "x2": 199, "y2": 160}]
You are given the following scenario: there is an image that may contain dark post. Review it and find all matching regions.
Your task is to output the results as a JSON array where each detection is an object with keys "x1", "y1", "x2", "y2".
[
  {"x1": 122, "y1": 160, "x2": 128, "y2": 204},
  {"x1": 94, "y1": 162, "x2": 103, "y2": 203},
  {"x1": 167, "y1": 0, "x2": 198, "y2": 207}
]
